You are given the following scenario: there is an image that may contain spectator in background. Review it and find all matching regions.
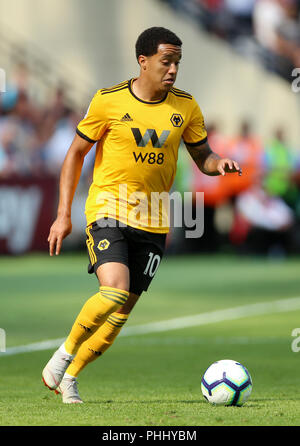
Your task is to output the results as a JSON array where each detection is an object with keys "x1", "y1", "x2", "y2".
[
  {"x1": 43, "y1": 107, "x2": 95, "y2": 182},
  {"x1": 0, "y1": 70, "x2": 90, "y2": 179},
  {"x1": 225, "y1": 0, "x2": 255, "y2": 28},
  {"x1": 37, "y1": 87, "x2": 72, "y2": 151},
  {"x1": 10, "y1": 62, "x2": 30, "y2": 94},
  {"x1": 253, "y1": 0, "x2": 300, "y2": 79},
  {"x1": 253, "y1": 0, "x2": 287, "y2": 52},
  {"x1": 0, "y1": 87, "x2": 46, "y2": 176},
  {"x1": 217, "y1": 119, "x2": 264, "y2": 250},
  {"x1": 263, "y1": 126, "x2": 298, "y2": 207},
  {"x1": 224, "y1": 119, "x2": 264, "y2": 197},
  {"x1": 42, "y1": 108, "x2": 79, "y2": 175},
  {"x1": 275, "y1": 0, "x2": 300, "y2": 70},
  {"x1": 234, "y1": 181, "x2": 295, "y2": 255},
  {"x1": 231, "y1": 125, "x2": 300, "y2": 255},
  {"x1": 0, "y1": 88, "x2": 33, "y2": 176},
  {"x1": 219, "y1": 0, "x2": 256, "y2": 41},
  {"x1": 0, "y1": 120, "x2": 18, "y2": 177},
  {"x1": 160, "y1": 0, "x2": 300, "y2": 82},
  {"x1": 194, "y1": 0, "x2": 226, "y2": 35}
]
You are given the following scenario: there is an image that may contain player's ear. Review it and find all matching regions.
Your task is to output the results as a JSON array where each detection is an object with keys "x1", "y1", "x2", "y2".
[{"x1": 138, "y1": 55, "x2": 147, "y2": 71}]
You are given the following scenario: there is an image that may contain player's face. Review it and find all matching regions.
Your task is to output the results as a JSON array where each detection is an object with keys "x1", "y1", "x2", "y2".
[{"x1": 144, "y1": 44, "x2": 182, "y2": 91}]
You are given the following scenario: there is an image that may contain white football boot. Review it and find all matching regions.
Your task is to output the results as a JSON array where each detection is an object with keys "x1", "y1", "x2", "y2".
[
  {"x1": 42, "y1": 349, "x2": 74, "y2": 393},
  {"x1": 57, "y1": 375, "x2": 83, "y2": 404}
]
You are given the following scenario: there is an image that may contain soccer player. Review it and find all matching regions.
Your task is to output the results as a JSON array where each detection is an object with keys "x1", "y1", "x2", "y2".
[{"x1": 42, "y1": 27, "x2": 241, "y2": 403}]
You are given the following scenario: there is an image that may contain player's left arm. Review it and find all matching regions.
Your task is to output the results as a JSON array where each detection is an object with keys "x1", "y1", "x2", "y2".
[{"x1": 185, "y1": 140, "x2": 242, "y2": 177}]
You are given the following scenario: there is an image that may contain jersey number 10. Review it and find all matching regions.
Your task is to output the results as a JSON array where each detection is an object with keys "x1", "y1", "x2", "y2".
[{"x1": 144, "y1": 252, "x2": 161, "y2": 277}]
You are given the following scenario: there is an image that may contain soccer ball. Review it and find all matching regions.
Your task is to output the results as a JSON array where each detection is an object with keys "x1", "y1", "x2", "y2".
[{"x1": 201, "y1": 359, "x2": 252, "y2": 406}]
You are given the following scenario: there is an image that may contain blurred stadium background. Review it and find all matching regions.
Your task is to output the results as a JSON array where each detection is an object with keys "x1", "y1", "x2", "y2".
[
  {"x1": 1, "y1": 0, "x2": 300, "y2": 426},
  {"x1": 1, "y1": 0, "x2": 300, "y2": 257}
]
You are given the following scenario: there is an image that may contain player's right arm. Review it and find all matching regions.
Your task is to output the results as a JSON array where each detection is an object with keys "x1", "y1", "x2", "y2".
[
  {"x1": 49, "y1": 89, "x2": 107, "y2": 256},
  {"x1": 48, "y1": 134, "x2": 94, "y2": 256}
]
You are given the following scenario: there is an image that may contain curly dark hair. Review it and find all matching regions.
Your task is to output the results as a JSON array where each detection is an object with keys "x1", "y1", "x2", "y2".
[{"x1": 135, "y1": 27, "x2": 182, "y2": 61}]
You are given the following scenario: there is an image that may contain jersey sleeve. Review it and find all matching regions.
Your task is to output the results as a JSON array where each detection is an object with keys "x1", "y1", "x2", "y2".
[
  {"x1": 182, "y1": 98, "x2": 207, "y2": 146},
  {"x1": 76, "y1": 90, "x2": 108, "y2": 143}
]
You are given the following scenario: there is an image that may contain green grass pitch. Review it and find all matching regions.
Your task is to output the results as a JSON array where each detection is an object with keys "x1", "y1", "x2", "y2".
[{"x1": 1, "y1": 252, "x2": 300, "y2": 426}]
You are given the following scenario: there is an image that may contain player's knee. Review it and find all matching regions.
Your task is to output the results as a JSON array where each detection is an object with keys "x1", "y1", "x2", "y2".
[
  {"x1": 96, "y1": 263, "x2": 130, "y2": 292},
  {"x1": 116, "y1": 292, "x2": 140, "y2": 314},
  {"x1": 101, "y1": 281, "x2": 129, "y2": 293}
]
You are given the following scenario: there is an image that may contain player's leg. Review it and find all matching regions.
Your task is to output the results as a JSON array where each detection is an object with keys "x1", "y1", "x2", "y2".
[
  {"x1": 63, "y1": 228, "x2": 166, "y2": 385},
  {"x1": 56, "y1": 264, "x2": 136, "y2": 404},
  {"x1": 57, "y1": 266, "x2": 139, "y2": 404},
  {"x1": 64, "y1": 291, "x2": 140, "y2": 382},
  {"x1": 42, "y1": 221, "x2": 129, "y2": 393},
  {"x1": 42, "y1": 262, "x2": 130, "y2": 395},
  {"x1": 63, "y1": 262, "x2": 130, "y2": 355}
]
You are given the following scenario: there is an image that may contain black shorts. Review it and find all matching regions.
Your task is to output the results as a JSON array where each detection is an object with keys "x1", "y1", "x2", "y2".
[{"x1": 86, "y1": 218, "x2": 167, "y2": 296}]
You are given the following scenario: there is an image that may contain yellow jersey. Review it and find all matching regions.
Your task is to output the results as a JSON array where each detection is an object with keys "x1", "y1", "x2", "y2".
[{"x1": 77, "y1": 79, "x2": 207, "y2": 233}]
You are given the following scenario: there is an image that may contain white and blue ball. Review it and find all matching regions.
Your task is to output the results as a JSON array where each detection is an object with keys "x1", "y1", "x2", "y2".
[{"x1": 201, "y1": 359, "x2": 252, "y2": 406}]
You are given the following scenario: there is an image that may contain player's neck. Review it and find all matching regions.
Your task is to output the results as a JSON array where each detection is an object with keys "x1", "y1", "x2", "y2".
[{"x1": 132, "y1": 77, "x2": 167, "y2": 102}]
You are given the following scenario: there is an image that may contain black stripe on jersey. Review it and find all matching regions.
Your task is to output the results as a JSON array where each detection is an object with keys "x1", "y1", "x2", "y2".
[
  {"x1": 183, "y1": 136, "x2": 208, "y2": 147},
  {"x1": 76, "y1": 128, "x2": 97, "y2": 143},
  {"x1": 171, "y1": 87, "x2": 192, "y2": 98},
  {"x1": 101, "y1": 85, "x2": 129, "y2": 95},
  {"x1": 101, "y1": 80, "x2": 128, "y2": 92},
  {"x1": 170, "y1": 90, "x2": 192, "y2": 100}
]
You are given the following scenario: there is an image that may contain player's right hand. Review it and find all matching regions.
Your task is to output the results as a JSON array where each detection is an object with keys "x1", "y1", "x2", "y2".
[{"x1": 48, "y1": 216, "x2": 72, "y2": 256}]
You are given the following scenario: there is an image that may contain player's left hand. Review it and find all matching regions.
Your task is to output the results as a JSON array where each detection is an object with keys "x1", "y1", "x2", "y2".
[{"x1": 217, "y1": 158, "x2": 242, "y2": 176}]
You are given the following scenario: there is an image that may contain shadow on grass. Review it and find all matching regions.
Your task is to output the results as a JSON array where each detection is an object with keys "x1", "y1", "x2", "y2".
[
  {"x1": 86, "y1": 399, "x2": 205, "y2": 405},
  {"x1": 85, "y1": 396, "x2": 300, "y2": 407}
]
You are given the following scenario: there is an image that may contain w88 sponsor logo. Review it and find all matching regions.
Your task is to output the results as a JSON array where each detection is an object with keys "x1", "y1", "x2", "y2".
[
  {"x1": 131, "y1": 128, "x2": 169, "y2": 165},
  {"x1": 133, "y1": 151, "x2": 164, "y2": 164}
]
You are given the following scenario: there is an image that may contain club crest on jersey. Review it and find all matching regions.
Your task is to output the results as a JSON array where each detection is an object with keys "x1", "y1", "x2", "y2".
[
  {"x1": 98, "y1": 239, "x2": 110, "y2": 251},
  {"x1": 170, "y1": 113, "x2": 183, "y2": 127}
]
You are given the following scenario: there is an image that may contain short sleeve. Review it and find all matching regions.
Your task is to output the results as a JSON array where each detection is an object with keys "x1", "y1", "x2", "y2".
[
  {"x1": 76, "y1": 90, "x2": 108, "y2": 143},
  {"x1": 182, "y1": 98, "x2": 207, "y2": 146}
]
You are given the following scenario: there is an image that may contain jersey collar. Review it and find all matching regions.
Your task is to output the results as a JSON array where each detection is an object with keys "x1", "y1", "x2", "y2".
[{"x1": 128, "y1": 79, "x2": 168, "y2": 104}]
